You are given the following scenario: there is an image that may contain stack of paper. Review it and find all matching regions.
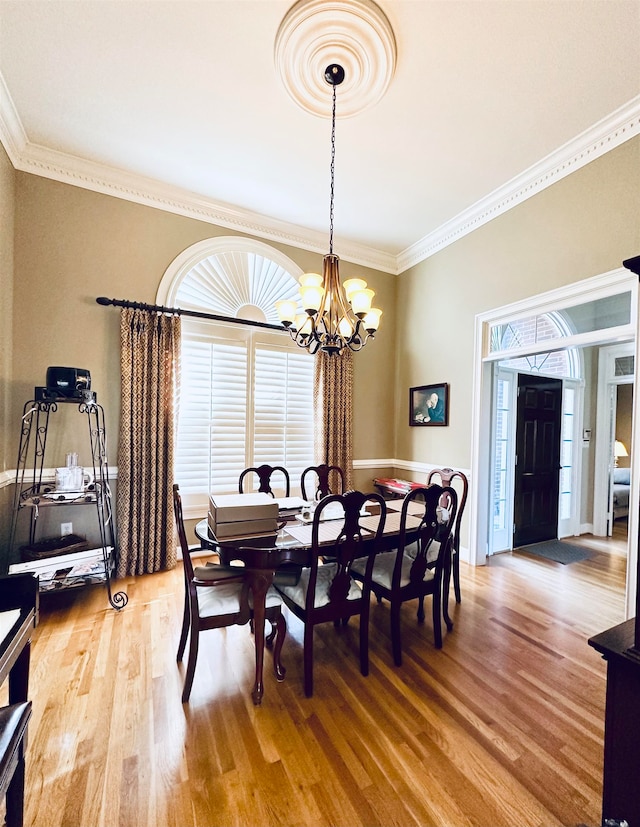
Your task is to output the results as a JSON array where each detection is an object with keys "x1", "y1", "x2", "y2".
[{"x1": 273, "y1": 496, "x2": 307, "y2": 515}]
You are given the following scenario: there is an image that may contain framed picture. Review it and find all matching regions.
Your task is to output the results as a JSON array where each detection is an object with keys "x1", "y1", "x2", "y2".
[{"x1": 410, "y1": 383, "x2": 449, "y2": 426}]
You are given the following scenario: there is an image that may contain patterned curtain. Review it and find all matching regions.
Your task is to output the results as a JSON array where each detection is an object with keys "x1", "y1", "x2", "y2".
[
  {"x1": 313, "y1": 349, "x2": 354, "y2": 490},
  {"x1": 116, "y1": 308, "x2": 181, "y2": 576}
]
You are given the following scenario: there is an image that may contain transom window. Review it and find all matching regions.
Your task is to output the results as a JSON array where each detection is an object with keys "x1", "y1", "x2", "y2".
[{"x1": 496, "y1": 311, "x2": 580, "y2": 378}]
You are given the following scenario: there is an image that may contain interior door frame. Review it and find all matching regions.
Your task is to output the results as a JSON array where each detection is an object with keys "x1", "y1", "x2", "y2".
[
  {"x1": 593, "y1": 343, "x2": 635, "y2": 536},
  {"x1": 488, "y1": 368, "x2": 583, "y2": 553},
  {"x1": 470, "y1": 267, "x2": 637, "y2": 617}
]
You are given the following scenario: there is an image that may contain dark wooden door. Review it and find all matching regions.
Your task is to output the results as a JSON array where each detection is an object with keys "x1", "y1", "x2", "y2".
[{"x1": 513, "y1": 374, "x2": 562, "y2": 547}]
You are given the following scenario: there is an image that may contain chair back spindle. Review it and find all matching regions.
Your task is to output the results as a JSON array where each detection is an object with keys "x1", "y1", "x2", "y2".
[
  {"x1": 239, "y1": 464, "x2": 291, "y2": 497},
  {"x1": 300, "y1": 464, "x2": 345, "y2": 501}
]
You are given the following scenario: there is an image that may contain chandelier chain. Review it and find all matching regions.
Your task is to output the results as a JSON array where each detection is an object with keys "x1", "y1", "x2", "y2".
[
  {"x1": 274, "y1": 63, "x2": 381, "y2": 354},
  {"x1": 329, "y1": 80, "x2": 336, "y2": 255}
]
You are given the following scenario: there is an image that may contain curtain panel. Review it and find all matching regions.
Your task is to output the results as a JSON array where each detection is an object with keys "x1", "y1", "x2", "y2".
[
  {"x1": 116, "y1": 308, "x2": 181, "y2": 576},
  {"x1": 313, "y1": 349, "x2": 354, "y2": 490}
]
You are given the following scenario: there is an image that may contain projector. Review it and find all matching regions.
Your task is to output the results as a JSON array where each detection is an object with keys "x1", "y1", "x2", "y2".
[{"x1": 45, "y1": 367, "x2": 91, "y2": 399}]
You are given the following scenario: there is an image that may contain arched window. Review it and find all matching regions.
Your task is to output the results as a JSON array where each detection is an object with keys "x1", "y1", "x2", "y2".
[
  {"x1": 158, "y1": 238, "x2": 314, "y2": 511},
  {"x1": 494, "y1": 311, "x2": 580, "y2": 378}
]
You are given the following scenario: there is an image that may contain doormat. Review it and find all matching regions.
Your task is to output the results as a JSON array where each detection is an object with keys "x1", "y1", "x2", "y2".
[{"x1": 514, "y1": 539, "x2": 593, "y2": 565}]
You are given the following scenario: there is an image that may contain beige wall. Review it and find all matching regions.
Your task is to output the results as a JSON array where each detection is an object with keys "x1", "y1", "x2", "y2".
[
  {"x1": 9, "y1": 173, "x2": 396, "y2": 472},
  {"x1": 0, "y1": 146, "x2": 15, "y2": 558},
  {"x1": 395, "y1": 136, "x2": 640, "y2": 479},
  {"x1": 0, "y1": 144, "x2": 15, "y2": 473},
  {"x1": 2, "y1": 134, "x2": 640, "y2": 564}
]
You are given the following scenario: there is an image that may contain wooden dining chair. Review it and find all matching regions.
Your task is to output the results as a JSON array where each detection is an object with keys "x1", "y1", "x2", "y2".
[
  {"x1": 0, "y1": 701, "x2": 32, "y2": 827},
  {"x1": 274, "y1": 489, "x2": 387, "y2": 697},
  {"x1": 426, "y1": 467, "x2": 468, "y2": 606},
  {"x1": 300, "y1": 464, "x2": 345, "y2": 501},
  {"x1": 239, "y1": 464, "x2": 290, "y2": 497},
  {"x1": 351, "y1": 485, "x2": 457, "y2": 666},
  {"x1": 173, "y1": 484, "x2": 286, "y2": 702}
]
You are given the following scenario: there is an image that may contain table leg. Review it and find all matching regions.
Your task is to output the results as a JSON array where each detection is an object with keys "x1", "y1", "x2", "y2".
[
  {"x1": 248, "y1": 570, "x2": 272, "y2": 706},
  {"x1": 9, "y1": 641, "x2": 30, "y2": 704}
]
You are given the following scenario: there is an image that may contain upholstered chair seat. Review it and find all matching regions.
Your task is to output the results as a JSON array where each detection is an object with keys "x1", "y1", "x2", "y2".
[
  {"x1": 352, "y1": 543, "x2": 441, "y2": 591},
  {"x1": 278, "y1": 562, "x2": 362, "y2": 610},
  {"x1": 196, "y1": 580, "x2": 284, "y2": 617}
]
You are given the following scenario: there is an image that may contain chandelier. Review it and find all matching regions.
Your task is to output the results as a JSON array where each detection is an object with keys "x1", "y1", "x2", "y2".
[{"x1": 276, "y1": 64, "x2": 382, "y2": 356}]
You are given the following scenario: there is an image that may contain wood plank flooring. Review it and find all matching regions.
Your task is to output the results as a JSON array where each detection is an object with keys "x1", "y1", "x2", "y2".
[{"x1": 11, "y1": 537, "x2": 627, "y2": 827}]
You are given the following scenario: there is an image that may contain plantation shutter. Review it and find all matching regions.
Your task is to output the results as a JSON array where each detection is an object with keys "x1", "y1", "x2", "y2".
[
  {"x1": 253, "y1": 346, "x2": 314, "y2": 487},
  {"x1": 176, "y1": 329, "x2": 314, "y2": 505},
  {"x1": 176, "y1": 333, "x2": 248, "y2": 498}
]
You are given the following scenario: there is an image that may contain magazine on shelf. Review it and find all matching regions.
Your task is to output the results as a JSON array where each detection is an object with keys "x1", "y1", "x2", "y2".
[{"x1": 9, "y1": 546, "x2": 110, "y2": 575}]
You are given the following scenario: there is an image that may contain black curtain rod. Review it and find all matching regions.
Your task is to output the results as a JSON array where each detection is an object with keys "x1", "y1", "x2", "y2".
[{"x1": 95, "y1": 296, "x2": 285, "y2": 332}]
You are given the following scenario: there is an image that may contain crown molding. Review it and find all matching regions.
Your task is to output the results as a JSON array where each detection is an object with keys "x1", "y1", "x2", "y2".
[
  {"x1": 17, "y1": 142, "x2": 398, "y2": 274},
  {"x1": 0, "y1": 72, "x2": 27, "y2": 162},
  {"x1": 0, "y1": 75, "x2": 395, "y2": 274},
  {"x1": 1, "y1": 65, "x2": 637, "y2": 278},
  {"x1": 397, "y1": 95, "x2": 640, "y2": 273}
]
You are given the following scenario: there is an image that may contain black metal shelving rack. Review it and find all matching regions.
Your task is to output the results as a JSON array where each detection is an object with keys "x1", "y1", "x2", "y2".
[{"x1": 8, "y1": 389, "x2": 128, "y2": 610}]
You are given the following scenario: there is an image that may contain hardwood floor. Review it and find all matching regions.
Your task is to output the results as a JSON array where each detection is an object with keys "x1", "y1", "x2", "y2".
[{"x1": 12, "y1": 541, "x2": 627, "y2": 827}]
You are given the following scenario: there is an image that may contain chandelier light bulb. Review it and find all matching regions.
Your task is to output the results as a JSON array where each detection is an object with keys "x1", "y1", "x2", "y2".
[
  {"x1": 276, "y1": 299, "x2": 297, "y2": 325},
  {"x1": 350, "y1": 288, "x2": 375, "y2": 317},
  {"x1": 299, "y1": 273, "x2": 324, "y2": 288},
  {"x1": 338, "y1": 317, "x2": 354, "y2": 337},
  {"x1": 343, "y1": 278, "x2": 367, "y2": 301},
  {"x1": 364, "y1": 307, "x2": 382, "y2": 332},
  {"x1": 296, "y1": 313, "x2": 313, "y2": 337},
  {"x1": 300, "y1": 284, "x2": 324, "y2": 313}
]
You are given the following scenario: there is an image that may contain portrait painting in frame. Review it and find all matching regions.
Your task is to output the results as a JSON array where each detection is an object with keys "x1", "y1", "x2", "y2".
[{"x1": 410, "y1": 383, "x2": 449, "y2": 426}]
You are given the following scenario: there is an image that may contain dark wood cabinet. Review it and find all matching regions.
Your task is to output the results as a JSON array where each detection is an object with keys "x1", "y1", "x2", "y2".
[{"x1": 588, "y1": 619, "x2": 640, "y2": 826}]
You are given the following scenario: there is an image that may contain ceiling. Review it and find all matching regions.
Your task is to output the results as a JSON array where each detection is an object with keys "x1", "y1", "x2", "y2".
[{"x1": 1, "y1": 0, "x2": 639, "y2": 274}]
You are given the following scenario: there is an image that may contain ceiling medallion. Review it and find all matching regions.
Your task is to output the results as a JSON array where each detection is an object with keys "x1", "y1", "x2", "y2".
[{"x1": 274, "y1": 0, "x2": 397, "y2": 118}]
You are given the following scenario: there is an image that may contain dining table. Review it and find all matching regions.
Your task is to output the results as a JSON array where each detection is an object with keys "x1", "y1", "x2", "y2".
[
  {"x1": 194, "y1": 496, "x2": 449, "y2": 704},
  {"x1": 0, "y1": 574, "x2": 39, "y2": 703}
]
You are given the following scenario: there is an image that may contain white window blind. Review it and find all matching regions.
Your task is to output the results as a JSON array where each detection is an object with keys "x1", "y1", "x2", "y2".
[{"x1": 176, "y1": 324, "x2": 314, "y2": 508}]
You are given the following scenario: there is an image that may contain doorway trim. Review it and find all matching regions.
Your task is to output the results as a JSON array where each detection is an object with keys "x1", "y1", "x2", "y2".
[
  {"x1": 593, "y1": 343, "x2": 635, "y2": 536},
  {"x1": 469, "y1": 267, "x2": 637, "y2": 614}
]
